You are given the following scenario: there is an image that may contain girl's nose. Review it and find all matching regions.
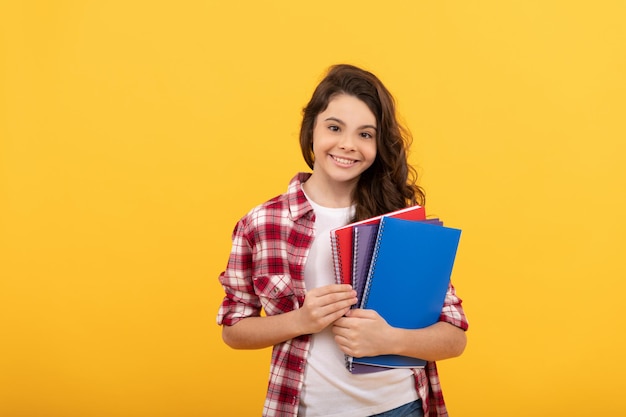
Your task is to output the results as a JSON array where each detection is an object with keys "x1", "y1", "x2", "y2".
[{"x1": 338, "y1": 133, "x2": 356, "y2": 150}]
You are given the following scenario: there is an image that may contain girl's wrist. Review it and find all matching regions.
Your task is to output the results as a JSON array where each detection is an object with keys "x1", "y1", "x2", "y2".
[
  {"x1": 385, "y1": 326, "x2": 404, "y2": 356},
  {"x1": 290, "y1": 308, "x2": 309, "y2": 338}
]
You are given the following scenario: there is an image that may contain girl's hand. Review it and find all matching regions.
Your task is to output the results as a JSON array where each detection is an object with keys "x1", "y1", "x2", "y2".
[
  {"x1": 332, "y1": 309, "x2": 392, "y2": 358},
  {"x1": 296, "y1": 284, "x2": 357, "y2": 335}
]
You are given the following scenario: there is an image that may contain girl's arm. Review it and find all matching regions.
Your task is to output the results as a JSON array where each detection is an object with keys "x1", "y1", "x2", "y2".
[
  {"x1": 332, "y1": 283, "x2": 468, "y2": 361},
  {"x1": 332, "y1": 309, "x2": 465, "y2": 361},
  {"x1": 389, "y1": 320, "x2": 466, "y2": 361},
  {"x1": 222, "y1": 284, "x2": 357, "y2": 349}
]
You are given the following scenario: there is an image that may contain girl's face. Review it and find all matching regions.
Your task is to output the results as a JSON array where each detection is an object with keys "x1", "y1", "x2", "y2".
[{"x1": 311, "y1": 94, "x2": 377, "y2": 188}]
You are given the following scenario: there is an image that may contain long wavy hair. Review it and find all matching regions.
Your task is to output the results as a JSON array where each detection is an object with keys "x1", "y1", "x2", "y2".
[{"x1": 299, "y1": 64, "x2": 425, "y2": 221}]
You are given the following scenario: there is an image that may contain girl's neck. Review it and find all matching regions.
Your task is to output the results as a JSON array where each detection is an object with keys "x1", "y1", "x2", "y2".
[{"x1": 302, "y1": 174, "x2": 355, "y2": 208}]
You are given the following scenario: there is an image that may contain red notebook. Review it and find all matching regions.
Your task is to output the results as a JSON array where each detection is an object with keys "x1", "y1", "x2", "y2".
[{"x1": 330, "y1": 205, "x2": 426, "y2": 285}]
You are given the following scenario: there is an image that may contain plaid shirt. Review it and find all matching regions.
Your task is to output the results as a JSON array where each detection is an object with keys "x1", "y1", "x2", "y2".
[{"x1": 217, "y1": 173, "x2": 469, "y2": 417}]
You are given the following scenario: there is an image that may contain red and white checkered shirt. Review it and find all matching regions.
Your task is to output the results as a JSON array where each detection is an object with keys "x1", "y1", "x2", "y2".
[{"x1": 217, "y1": 172, "x2": 469, "y2": 417}]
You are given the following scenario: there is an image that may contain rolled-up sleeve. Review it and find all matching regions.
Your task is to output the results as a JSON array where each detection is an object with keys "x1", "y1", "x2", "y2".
[
  {"x1": 216, "y1": 218, "x2": 261, "y2": 326},
  {"x1": 438, "y1": 284, "x2": 468, "y2": 331}
]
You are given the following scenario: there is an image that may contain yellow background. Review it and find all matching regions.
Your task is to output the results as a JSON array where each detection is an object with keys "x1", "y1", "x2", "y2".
[{"x1": 1, "y1": 1, "x2": 625, "y2": 416}]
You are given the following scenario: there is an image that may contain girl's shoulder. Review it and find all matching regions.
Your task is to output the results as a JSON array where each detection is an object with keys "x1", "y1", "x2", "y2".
[
  {"x1": 245, "y1": 192, "x2": 290, "y2": 221},
  {"x1": 240, "y1": 172, "x2": 312, "y2": 225}
]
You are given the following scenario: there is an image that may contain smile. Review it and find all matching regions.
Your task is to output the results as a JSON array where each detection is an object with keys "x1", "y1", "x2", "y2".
[{"x1": 331, "y1": 155, "x2": 357, "y2": 166}]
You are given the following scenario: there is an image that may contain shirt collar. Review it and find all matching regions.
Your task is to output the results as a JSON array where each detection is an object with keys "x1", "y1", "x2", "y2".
[{"x1": 287, "y1": 172, "x2": 314, "y2": 222}]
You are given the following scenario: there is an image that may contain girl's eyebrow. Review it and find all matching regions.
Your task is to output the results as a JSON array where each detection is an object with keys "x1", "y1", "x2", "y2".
[
  {"x1": 324, "y1": 117, "x2": 345, "y2": 125},
  {"x1": 324, "y1": 117, "x2": 376, "y2": 130}
]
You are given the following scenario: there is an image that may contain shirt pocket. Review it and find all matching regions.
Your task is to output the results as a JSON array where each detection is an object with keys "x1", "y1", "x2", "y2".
[{"x1": 252, "y1": 274, "x2": 300, "y2": 316}]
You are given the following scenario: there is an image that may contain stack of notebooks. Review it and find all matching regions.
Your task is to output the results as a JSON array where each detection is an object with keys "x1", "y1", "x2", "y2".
[{"x1": 330, "y1": 205, "x2": 462, "y2": 373}]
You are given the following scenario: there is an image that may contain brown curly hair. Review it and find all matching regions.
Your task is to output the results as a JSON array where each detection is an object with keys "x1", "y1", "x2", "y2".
[{"x1": 299, "y1": 64, "x2": 425, "y2": 221}]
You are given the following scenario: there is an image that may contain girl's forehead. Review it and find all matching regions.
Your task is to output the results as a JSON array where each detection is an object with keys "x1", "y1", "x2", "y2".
[{"x1": 318, "y1": 95, "x2": 376, "y2": 122}]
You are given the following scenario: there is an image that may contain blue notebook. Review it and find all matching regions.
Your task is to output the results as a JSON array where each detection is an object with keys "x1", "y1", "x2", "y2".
[
  {"x1": 351, "y1": 218, "x2": 444, "y2": 308},
  {"x1": 349, "y1": 216, "x2": 461, "y2": 371}
]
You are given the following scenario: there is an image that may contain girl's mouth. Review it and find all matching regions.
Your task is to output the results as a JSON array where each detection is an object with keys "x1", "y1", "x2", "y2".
[{"x1": 331, "y1": 155, "x2": 357, "y2": 166}]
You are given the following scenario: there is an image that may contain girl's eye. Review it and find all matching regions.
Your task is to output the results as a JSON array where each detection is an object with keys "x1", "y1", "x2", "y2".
[
  {"x1": 328, "y1": 125, "x2": 340, "y2": 132},
  {"x1": 361, "y1": 132, "x2": 374, "y2": 139}
]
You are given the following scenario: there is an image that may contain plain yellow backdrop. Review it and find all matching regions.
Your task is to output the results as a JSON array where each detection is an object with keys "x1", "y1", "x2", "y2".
[{"x1": 1, "y1": 1, "x2": 625, "y2": 416}]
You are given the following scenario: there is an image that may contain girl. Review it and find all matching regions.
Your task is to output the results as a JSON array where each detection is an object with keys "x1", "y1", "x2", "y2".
[{"x1": 217, "y1": 64, "x2": 468, "y2": 417}]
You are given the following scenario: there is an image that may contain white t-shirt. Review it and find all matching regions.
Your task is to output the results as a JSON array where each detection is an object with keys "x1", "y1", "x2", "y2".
[{"x1": 298, "y1": 194, "x2": 418, "y2": 417}]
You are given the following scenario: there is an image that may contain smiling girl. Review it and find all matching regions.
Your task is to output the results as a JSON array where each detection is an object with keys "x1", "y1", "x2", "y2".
[{"x1": 217, "y1": 64, "x2": 468, "y2": 417}]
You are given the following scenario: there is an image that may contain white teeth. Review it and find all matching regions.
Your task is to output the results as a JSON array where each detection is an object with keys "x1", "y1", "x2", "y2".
[{"x1": 332, "y1": 156, "x2": 356, "y2": 165}]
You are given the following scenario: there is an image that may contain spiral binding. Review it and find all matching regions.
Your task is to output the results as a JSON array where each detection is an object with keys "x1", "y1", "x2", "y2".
[
  {"x1": 359, "y1": 218, "x2": 386, "y2": 309},
  {"x1": 330, "y1": 233, "x2": 343, "y2": 285},
  {"x1": 345, "y1": 353, "x2": 354, "y2": 372},
  {"x1": 351, "y1": 228, "x2": 359, "y2": 291}
]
